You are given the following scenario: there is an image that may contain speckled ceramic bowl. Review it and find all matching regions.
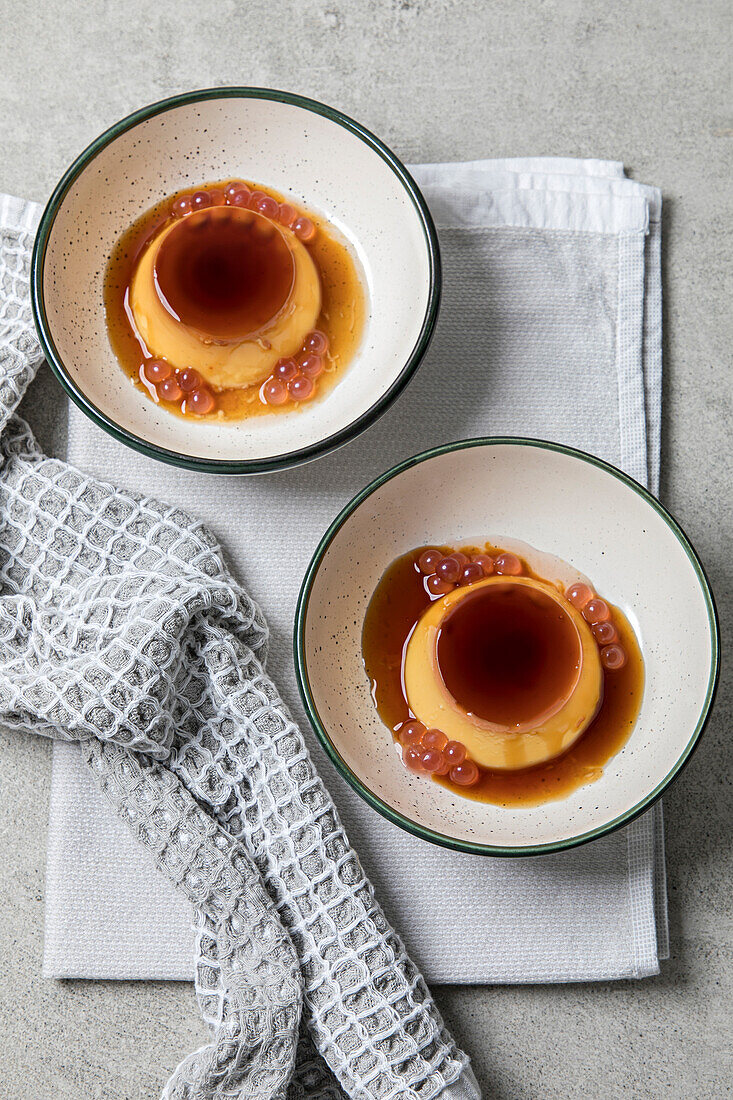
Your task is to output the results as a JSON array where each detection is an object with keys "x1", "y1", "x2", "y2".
[
  {"x1": 31, "y1": 88, "x2": 440, "y2": 473},
  {"x1": 295, "y1": 438, "x2": 719, "y2": 855}
]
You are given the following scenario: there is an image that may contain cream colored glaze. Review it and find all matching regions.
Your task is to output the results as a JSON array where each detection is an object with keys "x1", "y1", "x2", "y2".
[
  {"x1": 129, "y1": 212, "x2": 321, "y2": 390},
  {"x1": 403, "y1": 575, "x2": 604, "y2": 770}
]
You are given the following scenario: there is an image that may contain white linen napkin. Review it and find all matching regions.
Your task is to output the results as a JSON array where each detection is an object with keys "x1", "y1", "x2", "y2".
[{"x1": 40, "y1": 158, "x2": 668, "y2": 983}]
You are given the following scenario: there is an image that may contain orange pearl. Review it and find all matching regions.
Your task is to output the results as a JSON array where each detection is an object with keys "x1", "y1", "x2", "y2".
[
  {"x1": 426, "y1": 573, "x2": 453, "y2": 596},
  {"x1": 262, "y1": 378, "x2": 288, "y2": 405},
  {"x1": 450, "y1": 760, "x2": 479, "y2": 787},
  {"x1": 293, "y1": 216, "x2": 315, "y2": 241},
  {"x1": 278, "y1": 203, "x2": 297, "y2": 227},
  {"x1": 584, "y1": 598, "x2": 610, "y2": 624},
  {"x1": 472, "y1": 553, "x2": 494, "y2": 576},
  {"x1": 494, "y1": 552, "x2": 522, "y2": 576},
  {"x1": 187, "y1": 387, "x2": 215, "y2": 415},
  {"x1": 601, "y1": 644, "x2": 626, "y2": 670},
  {"x1": 566, "y1": 582, "x2": 593, "y2": 609},
  {"x1": 143, "y1": 358, "x2": 171, "y2": 383},
  {"x1": 178, "y1": 367, "x2": 202, "y2": 393},
  {"x1": 398, "y1": 720, "x2": 426, "y2": 746},
  {"x1": 417, "y1": 549, "x2": 442, "y2": 575},
  {"x1": 158, "y1": 376, "x2": 183, "y2": 403}
]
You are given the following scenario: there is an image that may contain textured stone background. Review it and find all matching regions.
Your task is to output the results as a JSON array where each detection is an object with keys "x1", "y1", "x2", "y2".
[{"x1": 0, "y1": 1, "x2": 730, "y2": 1097}]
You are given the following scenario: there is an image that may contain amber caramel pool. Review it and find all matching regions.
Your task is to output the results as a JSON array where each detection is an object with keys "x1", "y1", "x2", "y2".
[
  {"x1": 104, "y1": 181, "x2": 367, "y2": 421},
  {"x1": 362, "y1": 543, "x2": 644, "y2": 807}
]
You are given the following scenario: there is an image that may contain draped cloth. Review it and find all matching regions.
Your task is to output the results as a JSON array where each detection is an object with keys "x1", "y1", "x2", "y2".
[{"x1": 0, "y1": 215, "x2": 478, "y2": 1099}]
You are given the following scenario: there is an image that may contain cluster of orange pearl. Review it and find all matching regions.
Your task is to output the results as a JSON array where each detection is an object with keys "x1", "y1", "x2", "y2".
[
  {"x1": 417, "y1": 545, "x2": 524, "y2": 596},
  {"x1": 171, "y1": 182, "x2": 316, "y2": 242},
  {"x1": 260, "y1": 329, "x2": 329, "y2": 406},
  {"x1": 140, "y1": 360, "x2": 216, "y2": 416},
  {"x1": 398, "y1": 720, "x2": 480, "y2": 787},
  {"x1": 565, "y1": 583, "x2": 627, "y2": 670}
]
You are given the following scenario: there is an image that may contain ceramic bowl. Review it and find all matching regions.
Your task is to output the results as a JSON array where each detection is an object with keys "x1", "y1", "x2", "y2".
[
  {"x1": 295, "y1": 438, "x2": 719, "y2": 855},
  {"x1": 31, "y1": 88, "x2": 440, "y2": 474}
]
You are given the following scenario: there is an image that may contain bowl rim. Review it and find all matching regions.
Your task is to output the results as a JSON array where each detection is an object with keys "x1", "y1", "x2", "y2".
[
  {"x1": 30, "y1": 86, "x2": 441, "y2": 475},
  {"x1": 294, "y1": 436, "x2": 720, "y2": 857}
]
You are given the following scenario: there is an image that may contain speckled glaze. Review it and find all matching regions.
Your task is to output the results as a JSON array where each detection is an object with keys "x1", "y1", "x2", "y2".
[
  {"x1": 31, "y1": 88, "x2": 440, "y2": 473},
  {"x1": 295, "y1": 438, "x2": 719, "y2": 855}
]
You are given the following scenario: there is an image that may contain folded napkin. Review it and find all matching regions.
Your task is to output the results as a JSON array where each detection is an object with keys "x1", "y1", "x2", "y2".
[
  {"x1": 30, "y1": 158, "x2": 668, "y2": 986},
  {"x1": 0, "y1": 196, "x2": 478, "y2": 1100}
]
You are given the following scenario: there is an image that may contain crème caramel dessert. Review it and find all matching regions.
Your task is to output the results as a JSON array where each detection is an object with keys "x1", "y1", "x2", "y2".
[
  {"x1": 104, "y1": 181, "x2": 365, "y2": 419},
  {"x1": 361, "y1": 541, "x2": 643, "y2": 806}
]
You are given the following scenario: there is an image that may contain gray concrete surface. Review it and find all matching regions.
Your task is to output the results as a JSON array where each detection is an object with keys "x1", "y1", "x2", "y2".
[{"x1": 0, "y1": 1, "x2": 731, "y2": 1097}]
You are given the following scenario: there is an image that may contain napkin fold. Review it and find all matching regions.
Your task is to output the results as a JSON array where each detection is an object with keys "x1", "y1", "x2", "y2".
[{"x1": 35, "y1": 158, "x2": 667, "y2": 984}]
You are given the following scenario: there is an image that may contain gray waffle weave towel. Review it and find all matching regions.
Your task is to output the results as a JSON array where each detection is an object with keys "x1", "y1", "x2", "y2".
[{"x1": 0, "y1": 219, "x2": 479, "y2": 1099}]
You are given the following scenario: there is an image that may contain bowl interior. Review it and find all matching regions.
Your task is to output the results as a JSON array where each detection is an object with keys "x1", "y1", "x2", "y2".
[
  {"x1": 37, "y1": 92, "x2": 434, "y2": 465},
  {"x1": 299, "y1": 441, "x2": 717, "y2": 852}
]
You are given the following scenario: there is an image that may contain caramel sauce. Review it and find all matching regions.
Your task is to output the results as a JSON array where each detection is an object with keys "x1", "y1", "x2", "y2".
[
  {"x1": 438, "y1": 584, "x2": 582, "y2": 727},
  {"x1": 154, "y1": 208, "x2": 295, "y2": 341},
  {"x1": 104, "y1": 181, "x2": 367, "y2": 420},
  {"x1": 362, "y1": 545, "x2": 644, "y2": 807}
]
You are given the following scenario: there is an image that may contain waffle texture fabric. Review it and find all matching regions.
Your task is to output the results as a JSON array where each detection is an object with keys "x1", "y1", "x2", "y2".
[{"x1": 0, "y1": 210, "x2": 479, "y2": 1100}]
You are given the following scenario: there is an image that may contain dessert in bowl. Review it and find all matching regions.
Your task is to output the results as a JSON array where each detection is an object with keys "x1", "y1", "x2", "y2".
[
  {"x1": 295, "y1": 439, "x2": 718, "y2": 855},
  {"x1": 32, "y1": 88, "x2": 439, "y2": 472},
  {"x1": 362, "y1": 536, "x2": 644, "y2": 806},
  {"x1": 107, "y1": 178, "x2": 366, "y2": 419}
]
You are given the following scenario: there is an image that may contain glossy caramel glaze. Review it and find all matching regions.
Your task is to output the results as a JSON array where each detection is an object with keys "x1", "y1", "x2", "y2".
[
  {"x1": 362, "y1": 544, "x2": 644, "y2": 806},
  {"x1": 437, "y1": 582, "x2": 582, "y2": 727},
  {"x1": 154, "y1": 207, "x2": 295, "y2": 341},
  {"x1": 104, "y1": 181, "x2": 366, "y2": 420}
]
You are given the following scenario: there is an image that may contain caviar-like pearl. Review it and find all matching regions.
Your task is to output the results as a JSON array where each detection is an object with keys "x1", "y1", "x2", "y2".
[
  {"x1": 417, "y1": 549, "x2": 442, "y2": 574},
  {"x1": 452, "y1": 552, "x2": 470, "y2": 568},
  {"x1": 300, "y1": 354, "x2": 325, "y2": 379},
  {"x1": 584, "y1": 598, "x2": 610, "y2": 624},
  {"x1": 191, "y1": 190, "x2": 211, "y2": 211},
  {"x1": 601, "y1": 644, "x2": 626, "y2": 670},
  {"x1": 450, "y1": 760, "x2": 480, "y2": 787},
  {"x1": 433, "y1": 752, "x2": 451, "y2": 776},
  {"x1": 274, "y1": 357, "x2": 298, "y2": 381},
  {"x1": 228, "y1": 186, "x2": 252, "y2": 207},
  {"x1": 224, "y1": 181, "x2": 246, "y2": 200},
  {"x1": 399, "y1": 720, "x2": 426, "y2": 746},
  {"x1": 143, "y1": 358, "x2": 171, "y2": 383},
  {"x1": 178, "y1": 367, "x2": 202, "y2": 393},
  {"x1": 495, "y1": 552, "x2": 522, "y2": 575},
  {"x1": 592, "y1": 621, "x2": 618, "y2": 645},
  {"x1": 187, "y1": 387, "x2": 215, "y2": 415},
  {"x1": 158, "y1": 376, "x2": 183, "y2": 403},
  {"x1": 254, "y1": 193, "x2": 279, "y2": 218},
  {"x1": 423, "y1": 728, "x2": 448, "y2": 751},
  {"x1": 278, "y1": 203, "x2": 297, "y2": 227},
  {"x1": 262, "y1": 378, "x2": 288, "y2": 405},
  {"x1": 444, "y1": 740, "x2": 467, "y2": 765},
  {"x1": 427, "y1": 573, "x2": 454, "y2": 596},
  {"x1": 305, "y1": 330, "x2": 329, "y2": 355},
  {"x1": 436, "y1": 555, "x2": 462, "y2": 583},
  {"x1": 421, "y1": 748, "x2": 445, "y2": 773},
  {"x1": 403, "y1": 746, "x2": 425, "y2": 772},
  {"x1": 566, "y1": 582, "x2": 593, "y2": 609},
  {"x1": 293, "y1": 216, "x2": 316, "y2": 241},
  {"x1": 207, "y1": 189, "x2": 225, "y2": 207},
  {"x1": 473, "y1": 553, "x2": 494, "y2": 576},
  {"x1": 247, "y1": 190, "x2": 268, "y2": 212},
  {"x1": 171, "y1": 195, "x2": 192, "y2": 217},
  {"x1": 288, "y1": 374, "x2": 315, "y2": 401},
  {"x1": 461, "y1": 562, "x2": 484, "y2": 585}
]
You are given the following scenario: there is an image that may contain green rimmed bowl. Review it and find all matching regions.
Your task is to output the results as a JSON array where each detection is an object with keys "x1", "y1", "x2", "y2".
[
  {"x1": 295, "y1": 438, "x2": 719, "y2": 856},
  {"x1": 31, "y1": 87, "x2": 440, "y2": 474}
]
